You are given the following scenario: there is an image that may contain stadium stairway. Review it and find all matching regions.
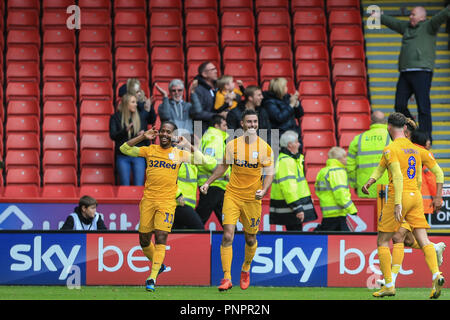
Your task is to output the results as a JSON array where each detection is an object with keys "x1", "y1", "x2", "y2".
[{"x1": 362, "y1": 0, "x2": 450, "y2": 183}]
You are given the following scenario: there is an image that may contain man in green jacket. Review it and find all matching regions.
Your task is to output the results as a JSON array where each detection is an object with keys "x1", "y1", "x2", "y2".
[
  {"x1": 315, "y1": 147, "x2": 357, "y2": 231},
  {"x1": 270, "y1": 130, "x2": 317, "y2": 230},
  {"x1": 373, "y1": 5, "x2": 450, "y2": 140},
  {"x1": 347, "y1": 110, "x2": 390, "y2": 198},
  {"x1": 196, "y1": 115, "x2": 229, "y2": 226}
]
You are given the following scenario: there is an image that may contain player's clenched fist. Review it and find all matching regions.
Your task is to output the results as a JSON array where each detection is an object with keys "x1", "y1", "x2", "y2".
[{"x1": 200, "y1": 183, "x2": 209, "y2": 195}]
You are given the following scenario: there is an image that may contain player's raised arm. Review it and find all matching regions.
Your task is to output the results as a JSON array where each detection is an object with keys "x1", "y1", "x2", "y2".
[{"x1": 120, "y1": 129, "x2": 158, "y2": 156}]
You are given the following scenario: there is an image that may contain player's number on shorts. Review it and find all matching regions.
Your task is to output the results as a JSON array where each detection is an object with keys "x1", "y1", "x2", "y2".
[
  {"x1": 407, "y1": 156, "x2": 416, "y2": 179},
  {"x1": 250, "y1": 217, "x2": 260, "y2": 228},
  {"x1": 164, "y1": 212, "x2": 174, "y2": 225}
]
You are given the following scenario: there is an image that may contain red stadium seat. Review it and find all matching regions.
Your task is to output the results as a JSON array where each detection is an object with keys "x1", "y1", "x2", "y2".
[
  {"x1": 149, "y1": 0, "x2": 182, "y2": 12},
  {"x1": 79, "y1": 116, "x2": 110, "y2": 135},
  {"x1": 222, "y1": 11, "x2": 255, "y2": 28},
  {"x1": 223, "y1": 46, "x2": 256, "y2": 63},
  {"x1": 42, "y1": 115, "x2": 77, "y2": 134},
  {"x1": 79, "y1": 185, "x2": 115, "y2": 198},
  {"x1": 184, "y1": 0, "x2": 217, "y2": 11},
  {"x1": 80, "y1": 100, "x2": 114, "y2": 116},
  {"x1": 6, "y1": 82, "x2": 40, "y2": 102},
  {"x1": 326, "y1": 0, "x2": 360, "y2": 12},
  {"x1": 291, "y1": 0, "x2": 324, "y2": 11},
  {"x1": 43, "y1": 81, "x2": 76, "y2": 101},
  {"x1": 114, "y1": 0, "x2": 145, "y2": 10},
  {"x1": 7, "y1": 45, "x2": 39, "y2": 63},
  {"x1": 222, "y1": 27, "x2": 255, "y2": 47},
  {"x1": 3, "y1": 185, "x2": 40, "y2": 198},
  {"x1": 79, "y1": 27, "x2": 112, "y2": 48},
  {"x1": 223, "y1": 62, "x2": 258, "y2": 83},
  {"x1": 80, "y1": 133, "x2": 114, "y2": 151},
  {"x1": 339, "y1": 131, "x2": 361, "y2": 149},
  {"x1": 150, "y1": 28, "x2": 182, "y2": 48},
  {"x1": 336, "y1": 98, "x2": 371, "y2": 116},
  {"x1": 6, "y1": 115, "x2": 39, "y2": 135},
  {"x1": 301, "y1": 114, "x2": 335, "y2": 133},
  {"x1": 186, "y1": 10, "x2": 219, "y2": 30},
  {"x1": 43, "y1": 46, "x2": 76, "y2": 64},
  {"x1": 6, "y1": 167, "x2": 40, "y2": 186},
  {"x1": 293, "y1": 9, "x2": 326, "y2": 27},
  {"x1": 6, "y1": 62, "x2": 40, "y2": 83},
  {"x1": 43, "y1": 0, "x2": 75, "y2": 10},
  {"x1": 43, "y1": 29, "x2": 76, "y2": 48},
  {"x1": 79, "y1": 61, "x2": 113, "y2": 82},
  {"x1": 294, "y1": 26, "x2": 327, "y2": 47},
  {"x1": 295, "y1": 44, "x2": 328, "y2": 62},
  {"x1": 255, "y1": 0, "x2": 289, "y2": 12},
  {"x1": 260, "y1": 61, "x2": 295, "y2": 84},
  {"x1": 43, "y1": 133, "x2": 77, "y2": 151},
  {"x1": 328, "y1": 9, "x2": 362, "y2": 28},
  {"x1": 331, "y1": 45, "x2": 365, "y2": 65},
  {"x1": 79, "y1": 82, "x2": 114, "y2": 101},
  {"x1": 304, "y1": 148, "x2": 329, "y2": 166},
  {"x1": 8, "y1": 100, "x2": 40, "y2": 117},
  {"x1": 220, "y1": 0, "x2": 253, "y2": 12},
  {"x1": 43, "y1": 150, "x2": 78, "y2": 169},
  {"x1": 301, "y1": 97, "x2": 334, "y2": 114},
  {"x1": 151, "y1": 62, "x2": 184, "y2": 83},
  {"x1": 259, "y1": 45, "x2": 292, "y2": 63},
  {"x1": 153, "y1": 47, "x2": 184, "y2": 63},
  {"x1": 80, "y1": 167, "x2": 115, "y2": 185},
  {"x1": 186, "y1": 28, "x2": 219, "y2": 48},
  {"x1": 6, "y1": 133, "x2": 40, "y2": 153},
  {"x1": 43, "y1": 167, "x2": 78, "y2": 186},
  {"x1": 79, "y1": 0, "x2": 111, "y2": 10},
  {"x1": 337, "y1": 114, "x2": 371, "y2": 136},
  {"x1": 42, "y1": 185, "x2": 77, "y2": 198},
  {"x1": 257, "y1": 10, "x2": 290, "y2": 28},
  {"x1": 298, "y1": 80, "x2": 332, "y2": 98},
  {"x1": 116, "y1": 47, "x2": 148, "y2": 64},
  {"x1": 329, "y1": 26, "x2": 364, "y2": 48},
  {"x1": 114, "y1": 11, "x2": 147, "y2": 28},
  {"x1": 296, "y1": 61, "x2": 330, "y2": 82},
  {"x1": 43, "y1": 62, "x2": 76, "y2": 82},
  {"x1": 5, "y1": 150, "x2": 40, "y2": 171},
  {"x1": 332, "y1": 61, "x2": 367, "y2": 82},
  {"x1": 80, "y1": 9, "x2": 111, "y2": 28},
  {"x1": 81, "y1": 149, "x2": 114, "y2": 167},
  {"x1": 115, "y1": 27, "x2": 147, "y2": 48},
  {"x1": 8, "y1": 0, "x2": 40, "y2": 11},
  {"x1": 116, "y1": 185, "x2": 144, "y2": 199},
  {"x1": 150, "y1": 11, "x2": 183, "y2": 28},
  {"x1": 334, "y1": 80, "x2": 367, "y2": 101},
  {"x1": 302, "y1": 131, "x2": 336, "y2": 149},
  {"x1": 42, "y1": 10, "x2": 70, "y2": 29},
  {"x1": 7, "y1": 10, "x2": 39, "y2": 30},
  {"x1": 79, "y1": 47, "x2": 112, "y2": 63},
  {"x1": 258, "y1": 26, "x2": 291, "y2": 46},
  {"x1": 7, "y1": 29, "x2": 41, "y2": 49}
]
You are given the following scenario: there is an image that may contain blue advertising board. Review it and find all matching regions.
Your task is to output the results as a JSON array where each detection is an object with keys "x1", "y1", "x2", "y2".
[
  {"x1": 211, "y1": 233, "x2": 328, "y2": 287},
  {"x1": 0, "y1": 233, "x2": 86, "y2": 285}
]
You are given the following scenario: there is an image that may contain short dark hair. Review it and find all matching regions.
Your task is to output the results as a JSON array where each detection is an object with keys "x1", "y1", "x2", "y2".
[
  {"x1": 244, "y1": 85, "x2": 261, "y2": 100},
  {"x1": 79, "y1": 195, "x2": 97, "y2": 209},
  {"x1": 198, "y1": 61, "x2": 212, "y2": 75},
  {"x1": 387, "y1": 112, "x2": 407, "y2": 128},
  {"x1": 241, "y1": 108, "x2": 258, "y2": 121},
  {"x1": 210, "y1": 114, "x2": 225, "y2": 127},
  {"x1": 160, "y1": 120, "x2": 178, "y2": 131},
  {"x1": 411, "y1": 130, "x2": 430, "y2": 147}
]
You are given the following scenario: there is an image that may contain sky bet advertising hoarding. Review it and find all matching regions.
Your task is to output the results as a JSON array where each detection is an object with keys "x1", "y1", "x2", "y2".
[{"x1": 0, "y1": 232, "x2": 449, "y2": 287}]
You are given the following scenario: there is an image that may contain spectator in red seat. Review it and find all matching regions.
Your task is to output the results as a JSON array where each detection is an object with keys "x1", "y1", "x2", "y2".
[
  {"x1": 109, "y1": 93, "x2": 155, "y2": 185},
  {"x1": 262, "y1": 77, "x2": 304, "y2": 151},
  {"x1": 60, "y1": 195, "x2": 107, "y2": 231},
  {"x1": 118, "y1": 78, "x2": 156, "y2": 123},
  {"x1": 192, "y1": 61, "x2": 219, "y2": 134}
]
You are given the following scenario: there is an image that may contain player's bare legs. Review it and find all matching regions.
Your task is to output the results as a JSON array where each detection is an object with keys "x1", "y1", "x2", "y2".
[
  {"x1": 218, "y1": 224, "x2": 235, "y2": 291},
  {"x1": 140, "y1": 231, "x2": 168, "y2": 292},
  {"x1": 240, "y1": 232, "x2": 257, "y2": 290},
  {"x1": 374, "y1": 231, "x2": 397, "y2": 297}
]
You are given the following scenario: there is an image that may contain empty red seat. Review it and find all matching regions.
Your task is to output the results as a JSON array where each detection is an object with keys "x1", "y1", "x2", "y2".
[
  {"x1": 301, "y1": 97, "x2": 334, "y2": 114},
  {"x1": 326, "y1": 0, "x2": 360, "y2": 12},
  {"x1": 298, "y1": 80, "x2": 332, "y2": 99},
  {"x1": 43, "y1": 149, "x2": 77, "y2": 169},
  {"x1": 293, "y1": 9, "x2": 326, "y2": 27},
  {"x1": 186, "y1": 28, "x2": 219, "y2": 47},
  {"x1": 7, "y1": 29, "x2": 41, "y2": 49},
  {"x1": 114, "y1": 11, "x2": 147, "y2": 28},
  {"x1": 295, "y1": 44, "x2": 328, "y2": 62},
  {"x1": 6, "y1": 82, "x2": 40, "y2": 102},
  {"x1": 42, "y1": 185, "x2": 77, "y2": 198},
  {"x1": 149, "y1": 0, "x2": 182, "y2": 12},
  {"x1": 43, "y1": 62, "x2": 76, "y2": 82},
  {"x1": 43, "y1": 29, "x2": 76, "y2": 48},
  {"x1": 291, "y1": 0, "x2": 324, "y2": 11},
  {"x1": 305, "y1": 165, "x2": 322, "y2": 183},
  {"x1": 336, "y1": 98, "x2": 371, "y2": 116},
  {"x1": 294, "y1": 26, "x2": 327, "y2": 47},
  {"x1": 80, "y1": 185, "x2": 116, "y2": 199},
  {"x1": 3, "y1": 185, "x2": 40, "y2": 198},
  {"x1": 339, "y1": 131, "x2": 360, "y2": 149},
  {"x1": 42, "y1": 10, "x2": 70, "y2": 29},
  {"x1": 6, "y1": 133, "x2": 40, "y2": 152},
  {"x1": 80, "y1": 115, "x2": 110, "y2": 135},
  {"x1": 255, "y1": 0, "x2": 289, "y2": 12},
  {"x1": 186, "y1": 10, "x2": 219, "y2": 30},
  {"x1": 296, "y1": 61, "x2": 330, "y2": 82},
  {"x1": 332, "y1": 61, "x2": 367, "y2": 82},
  {"x1": 8, "y1": 0, "x2": 40, "y2": 11},
  {"x1": 79, "y1": 0, "x2": 111, "y2": 10},
  {"x1": 79, "y1": 61, "x2": 113, "y2": 82},
  {"x1": 79, "y1": 47, "x2": 112, "y2": 63},
  {"x1": 79, "y1": 82, "x2": 114, "y2": 101},
  {"x1": 79, "y1": 27, "x2": 112, "y2": 48},
  {"x1": 5, "y1": 150, "x2": 40, "y2": 170},
  {"x1": 329, "y1": 26, "x2": 364, "y2": 48},
  {"x1": 223, "y1": 62, "x2": 258, "y2": 83},
  {"x1": 222, "y1": 27, "x2": 255, "y2": 47},
  {"x1": 222, "y1": 11, "x2": 255, "y2": 28},
  {"x1": 43, "y1": 0, "x2": 75, "y2": 10},
  {"x1": 334, "y1": 79, "x2": 367, "y2": 101},
  {"x1": 258, "y1": 26, "x2": 291, "y2": 46},
  {"x1": 257, "y1": 10, "x2": 290, "y2": 28},
  {"x1": 43, "y1": 133, "x2": 77, "y2": 151},
  {"x1": 43, "y1": 115, "x2": 77, "y2": 134},
  {"x1": 43, "y1": 81, "x2": 76, "y2": 101},
  {"x1": 6, "y1": 167, "x2": 40, "y2": 186},
  {"x1": 301, "y1": 114, "x2": 335, "y2": 134},
  {"x1": 153, "y1": 46, "x2": 184, "y2": 63},
  {"x1": 337, "y1": 114, "x2": 371, "y2": 136},
  {"x1": 6, "y1": 62, "x2": 40, "y2": 83},
  {"x1": 220, "y1": 0, "x2": 253, "y2": 12},
  {"x1": 116, "y1": 185, "x2": 144, "y2": 199},
  {"x1": 114, "y1": 0, "x2": 144, "y2": 10},
  {"x1": 151, "y1": 62, "x2": 184, "y2": 82},
  {"x1": 80, "y1": 133, "x2": 114, "y2": 151},
  {"x1": 223, "y1": 46, "x2": 256, "y2": 63},
  {"x1": 115, "y1": 62, "x2": 149, "y2": 84},
  {"x1": 43, "y1": 46, "x2": 76, "y2": 64},
  {"x1": 302, "y1": 131, "x2": 336, "y2": 149},
  {"x1": 150, "y1": 28, "x2": 182, "y2": 47},
  {"x1": 329, "y1": 9, "x2": 362, "y2": 28},
  {"x1": 331, "y1": 44, "x2": 365, "y2": 64},
  {"x1": 80, "y1": 167, "x2": 115, "y2": 185},
  {"x1": 260, "y1": 61, "x2": 294, "y2": 83},
  {"x1": 80, "y1": 100, "x2": 114, "y2": 116},
  {"x1": 81, "y1": 149, "x2": 114, "y2": 167},
  {"x1": 305, "y1": 148, "x2": 329, "y2": 166},
  {"x1": 7, "y1": 45, "x2": 39, "y2": 63},
  {"x1": 6, "y1": 115, "x2": 39, "y2": 134},
  {"x1": 7, "y1": 10, "x2": 40, "y2": 30},
  {"x1": 184, "y1": 0, "x2": 217, "y2": 11},
  {"x1": 80, "y1": 9, "x2": 111, "y2": 28},
  {"x1": 8, "y1": 100, "x2": 40, "y2": 117},
  {"x1": 115, "y1": 27, "x2": 147, "y2": 47},
  {"x1": 44, "y1": 167, "x2": 78, "y2": 186},
  {"x1": 259, "y1": 45, "x2": 292, "y2": 63}
]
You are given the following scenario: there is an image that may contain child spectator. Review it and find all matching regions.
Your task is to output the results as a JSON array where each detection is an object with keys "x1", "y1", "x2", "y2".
[{"x1": 214, "y1": 75, "x2": 245, "y2": 116}]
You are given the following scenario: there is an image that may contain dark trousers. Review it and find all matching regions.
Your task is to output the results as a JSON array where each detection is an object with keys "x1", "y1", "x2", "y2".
[
  {"x1": 315, "y1": 216, "x2": 350, "y2": 232},
  {"x1": 394, "y1": 71, "x2": 433, "y2": 139},
  {"x1": 172, "y1": 206, "x2": 204, "y2": 230},
  {"x1": 196, "y1": 186, "x2": 225, "y2": 225}
]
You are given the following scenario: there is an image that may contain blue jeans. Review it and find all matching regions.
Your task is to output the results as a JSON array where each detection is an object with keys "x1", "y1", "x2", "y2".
[{"x1": 116, "y1": 155, "x2": 146, "y2": 186}]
